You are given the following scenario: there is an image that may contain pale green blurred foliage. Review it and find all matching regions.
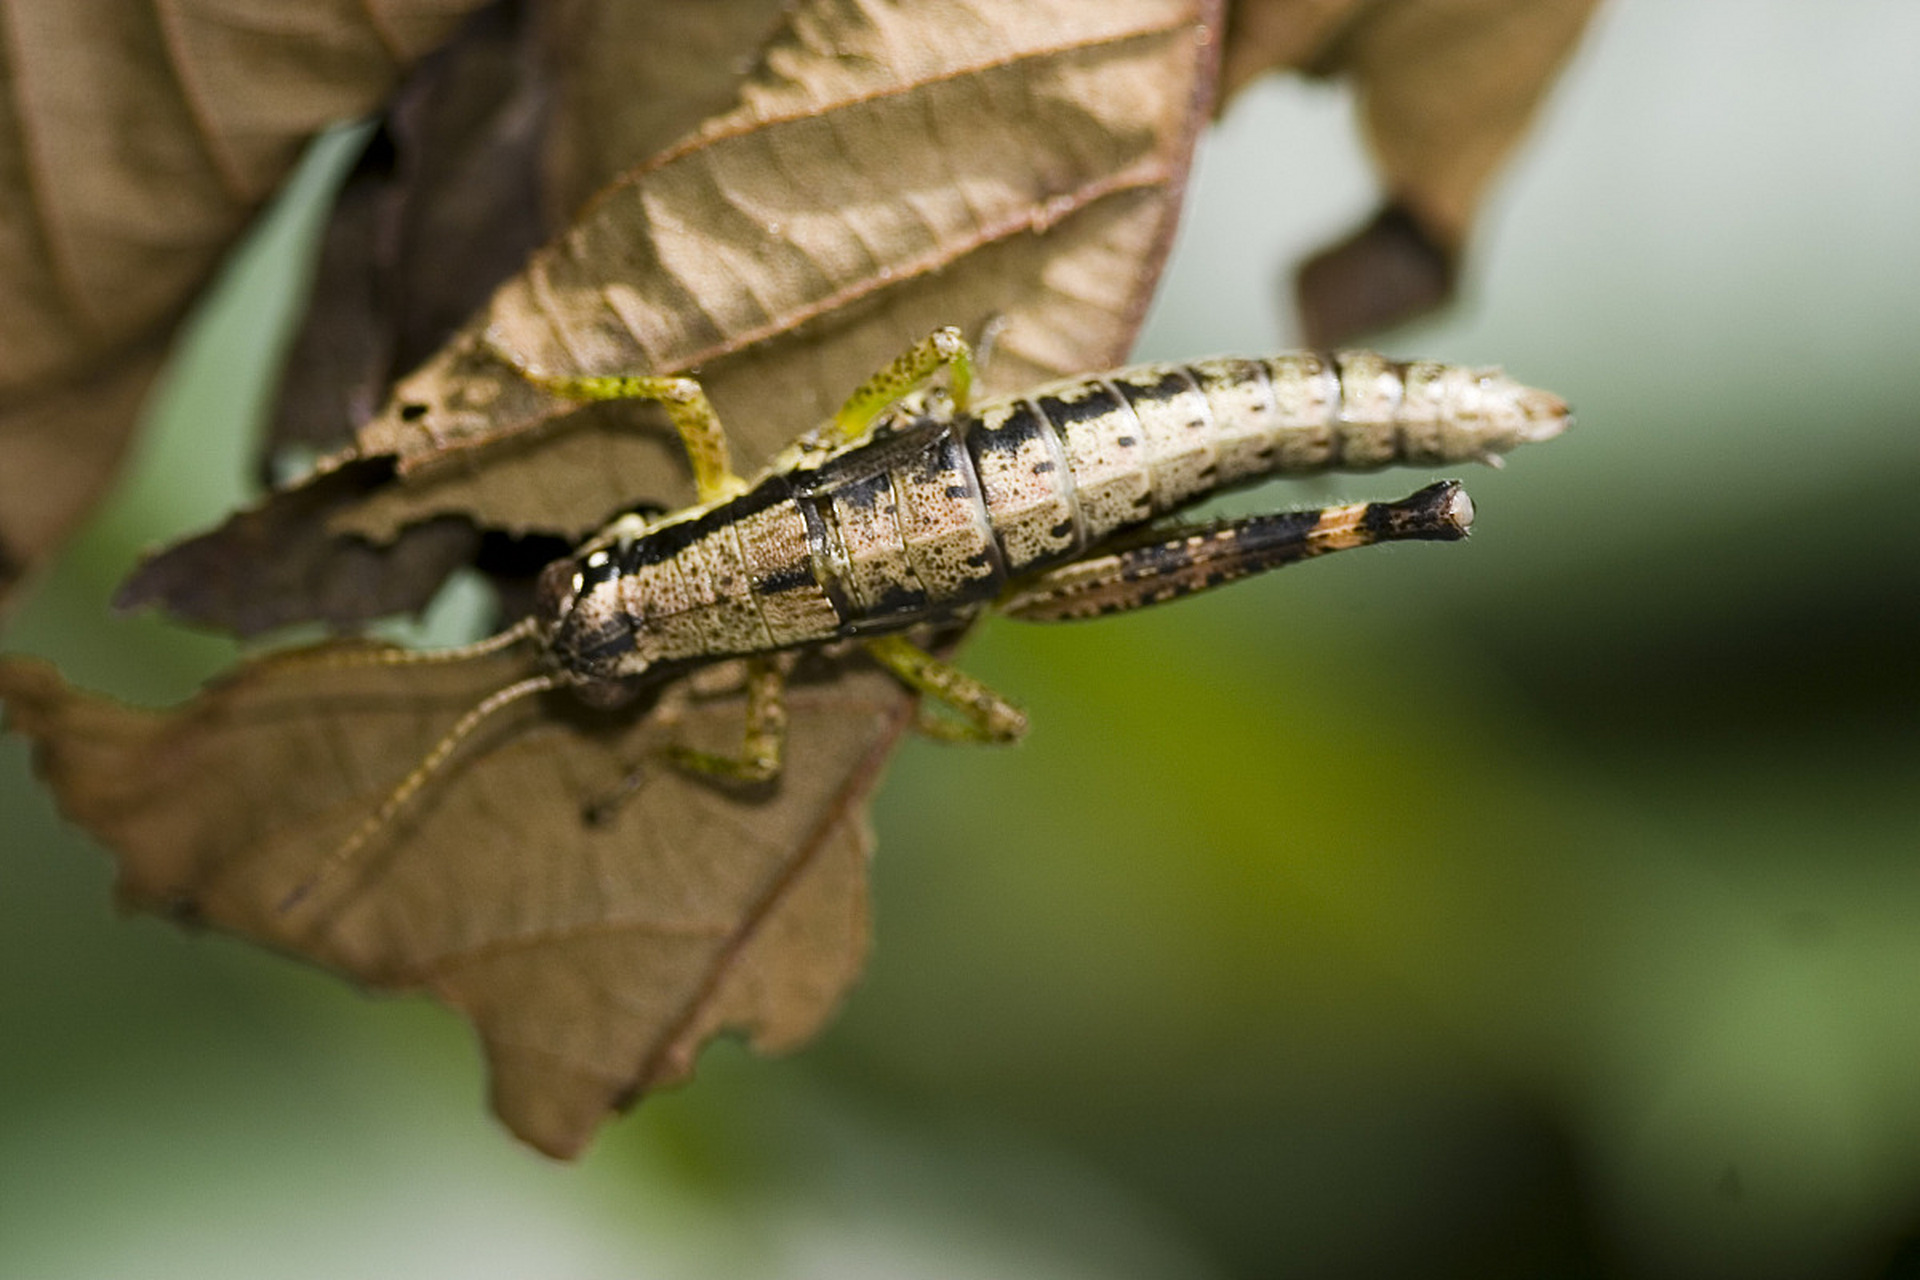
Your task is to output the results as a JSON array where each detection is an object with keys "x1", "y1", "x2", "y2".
[{"x1": 4, "y1": 3, "x2": 1918, "y2": 1278}]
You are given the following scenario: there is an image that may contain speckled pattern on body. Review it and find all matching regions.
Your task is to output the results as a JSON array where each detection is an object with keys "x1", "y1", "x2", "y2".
[{"x1": 540, "y1": 349, "x2": 1569, "y2": 687}]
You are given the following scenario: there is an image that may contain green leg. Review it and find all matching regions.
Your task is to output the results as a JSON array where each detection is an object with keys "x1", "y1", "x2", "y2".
[
  {"x1": 510, "y1": 328, "x2": 975, "y2": 491},
  {"x1": 584, "y1": 659, "x2": 790, "y2": 821},
  {"x1": 661, "y1": 658, "x2": 789, "y2": 782},
  {"x1": 863, "y1": 634, "x2": 1027, "y2": 744},
  {"x1": 825, "y1": 326, "x2": 976, "y2": 444},
  {"x1": 516, "y1": 365, "x2": 747, "y2": 504}
]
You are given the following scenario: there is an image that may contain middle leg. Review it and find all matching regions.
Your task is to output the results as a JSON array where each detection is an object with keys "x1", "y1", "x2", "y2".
[
  {"x1": 863, "y1": 634, "x2": 1028, "y2": 744},
  {"x1": 512, "y1": 363, "x2": 748, "y2": 505}
]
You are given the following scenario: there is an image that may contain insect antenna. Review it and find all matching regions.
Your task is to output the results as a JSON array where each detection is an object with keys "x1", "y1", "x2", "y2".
[
  {"x1": 256, "y1": 614, "x2": 543, "y2": 673},
  {"x1": 261, "y1": 614, "x2": 557, "y2": 913},
  {"x1": 278, "y1": 669, "x2": 563, "y2": 914}
]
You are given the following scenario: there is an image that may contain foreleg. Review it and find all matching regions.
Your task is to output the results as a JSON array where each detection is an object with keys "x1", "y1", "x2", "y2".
[{"x1": 511, "y1": 363, "x2": 747, "y2": 505}]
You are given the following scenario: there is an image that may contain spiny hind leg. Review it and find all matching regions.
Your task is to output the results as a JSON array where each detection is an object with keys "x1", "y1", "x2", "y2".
[
  {"x1": 863, "y1": 634, "x2": 1027, "y2": 744},
  {"x1": 825, "y1": 326, "x2": 976, "y2": 444},
  {"x1": 504, "y1": 354, "x2": 746, "y2": 504},
  {"x1": 999, "y1": 481, "x2": 1475, "y2": 623}
]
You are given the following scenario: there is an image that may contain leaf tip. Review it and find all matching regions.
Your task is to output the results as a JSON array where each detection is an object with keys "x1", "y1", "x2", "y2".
[{"x1": 1295, "y1": 202, "x2": 1456, "y2": 347}]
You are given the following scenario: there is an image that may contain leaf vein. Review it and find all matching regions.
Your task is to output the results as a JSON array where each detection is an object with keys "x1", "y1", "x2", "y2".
[
  {"x1": 0, "y1": 0, "x2": 103, "y2": 341},
  {"x1": 148, "y1": 0, "x2": 251, "y2": 202}
]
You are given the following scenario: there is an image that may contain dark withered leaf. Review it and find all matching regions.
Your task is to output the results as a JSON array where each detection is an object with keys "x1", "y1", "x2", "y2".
[
  {"x1": 1295, "y1": 203, "x2": 1455, "y2": 348},
  {"x1": 267, "y1": 144, "x2": 403, "y2": 458},
  {"x1": 114, "y1": 460, "x2": 480, "y2": 638},
  {"x1": 0, "y1": 646, "x2": 910, "y2": 1158},
  {"x1": 267, "y1": 0, "x2": 554, "y2": 460},
  {"x1": 1220, "y1": 0, "x2": 1601, "y2": 339}
]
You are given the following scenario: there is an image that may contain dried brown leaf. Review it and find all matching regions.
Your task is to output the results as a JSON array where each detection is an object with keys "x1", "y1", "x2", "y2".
[
  {"x1": 267, "y1": 156, "x2": 406, "y2": 456},
  {"x1": 128, "y1": 0, "x2": 1220, "y2": 630},
  {"x1": 1293, "y1": 202, "x2": 1454, "y2": 348},
  {"x1": 352, "y1": 0, "x2": 1220, "y2": 534},
  {"x1": 1221, "y1": 0, "x2": 1601, "y2": 340},
  {"x1": 0, "y1": 0, "x2": 491, "y2": 602},
  {"x1": 0, "y1": 645, "x2": 908, "y2": 1157},
  {"x1": 1325, "y1": 0, "x2": 1602, "y2": 248}
]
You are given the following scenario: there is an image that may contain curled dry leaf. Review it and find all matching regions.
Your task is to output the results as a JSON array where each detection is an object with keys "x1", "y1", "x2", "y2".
[
  {"x1": 268, "y1": 0, "x2": 555, "y2": 459},
  {"x1": 0, "y1": 0, "x2": 490, "y2": 606},
  {"x1": 1314, "y1": 0, "x2": 1602, "y2": 249},
  {"x1": 0, "y1": 645, "x2": 911, "y2": 1158},
  {"x1": 1221, "y1": 0, "x2": 1602, "y2": 342},
  {"x1": 126, "y1": 0, "x2": 1221, "y2": 632},
  {"x1": 1293, "y1": 204, "x2": 1455, "y2": 350}
]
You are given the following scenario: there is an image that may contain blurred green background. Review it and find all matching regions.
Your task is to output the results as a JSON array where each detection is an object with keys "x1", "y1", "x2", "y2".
[{"x1": 4, "y1": 2, "x2": 1917, "y2": 1276}]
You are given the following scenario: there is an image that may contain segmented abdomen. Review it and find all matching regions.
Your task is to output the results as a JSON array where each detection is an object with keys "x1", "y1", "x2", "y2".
[
  {"x1": 552, "y1": 350, "x2": 1567, "y2": 676},
  {"x1": 798, "y1": 349, "x2": 1567, "y2": 631},
  {"x1": 964, "y1": 350, "x2": 1568, "y2": 575}
]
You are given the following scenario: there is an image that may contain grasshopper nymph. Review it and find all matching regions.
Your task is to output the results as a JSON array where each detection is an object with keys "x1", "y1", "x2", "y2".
[{"x1": 285, "y1": 328, "x2": 1568, "y2": 909}]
